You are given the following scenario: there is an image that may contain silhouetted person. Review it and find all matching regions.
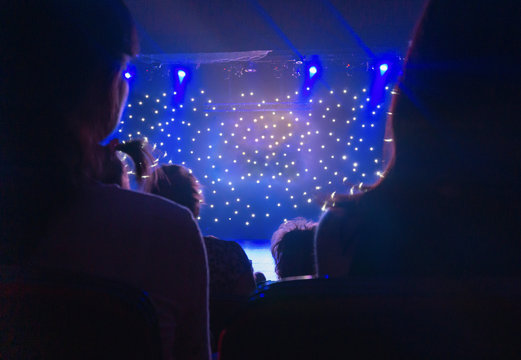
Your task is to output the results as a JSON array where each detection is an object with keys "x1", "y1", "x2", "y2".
[
  {"x1": 254, "y1": 272, "x2": 267, "y2": 285},
  {"x1": 271, "y1": 218, "x2": 317, "y2": 279},
  {"x1": 146, "y1": 164, "x2": 255, "y2": 352},
  {"x1": 0, "y1": 2, "x2": 210, "y2": 358},
  {"x1": 146, "y1": 165, "x2": 255, "y2": 297},
  {"x1": 316, "y1": 0, "x2": 521, "y2": 279},
  {"x1": 315, "y1": 207, "x2": 359, "y2": 278}
]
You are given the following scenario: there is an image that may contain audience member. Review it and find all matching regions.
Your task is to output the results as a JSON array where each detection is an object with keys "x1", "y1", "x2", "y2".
[
  {"x1": 271, "y1": 218, "x2": 317, "y2": 279},
  {"x1": 97, "y1": 138, "x2": 153, "y2": 189},
  {"x1": 146, "y1": 164, "x2": 255, "y2": 352},
  {"x1": 146, "y1": 165, "x2": 256, "y2": 297},
  {"x1": 254, "y1": 272, "x2": 267, "y2": 285},
  {"x1": 315, "y1": 207, "x2": 359, "y2": 278},
  {"x1": 316, "y1": 0, "x2": 521, "y2": 279},
  {"x1": 0, "y1": 1, "x2": 210, "y2": 359}
]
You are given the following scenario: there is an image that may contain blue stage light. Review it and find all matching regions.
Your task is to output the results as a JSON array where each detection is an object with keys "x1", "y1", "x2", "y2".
[
  {"x1": 178, "y1": 69, "x2": 187, "y2": 83},
  {"x1": 301, "y1": 56, "x2": 322, "y2": 97},
  {"x1": 309, "y1": 66, "x2": 318, "y2": 78},
  {"x1": 379, "y1": 63, "x2": 389, "y2": 76},
  {"x1": 122, "y1": 63, "x2": 136, "y2": 81}
]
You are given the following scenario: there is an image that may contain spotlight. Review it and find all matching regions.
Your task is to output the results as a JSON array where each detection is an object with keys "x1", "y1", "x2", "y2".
[
  {"x1": 368, "y1": 54, "x2": 401, "y2": 109},
  {"x1": 301, "y1": 55, "x2": 322, "y2": 97},
  {"x1": 379, "y1": 63, "x2": 389, "y2": 76},
  {"x1": 122, "y1": 63, "x2": 136, "y2": 81},
  {"x1": 177, "y1": 69, "x2": 187, "y2": 83},
  {"x1": 308, "y1": 66, "x2": 318, "y2": 78},
  {"x1": 171, "y1": 66, "x2": 191, "y2": 105}
]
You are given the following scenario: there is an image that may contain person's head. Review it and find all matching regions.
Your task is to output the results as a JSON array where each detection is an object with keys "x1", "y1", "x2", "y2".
[
  {"x1": 146, "y1": 165, "x2": 203, "y2": 218},
  {"x1": 254, "y1": 272, "x2": 267, "y2": 285},
  {"x1": 315, "y1": 206, "x2": 361, "y2": 278},
  {"x1": 98, "y1": 139, "x2": 153, "y2": 189},
  {"x1": 328, "y1": 0, "x2": 521, "y2": 278},
  {"x1": 0, "y1": 0, "x2": 138, "y2": 263},
  {"x1": 270, "y1": 218, "x2": 317, "y2": 279},
  {"x1": 383, "y1": 0, "x2": 521, "y2": 188},
  {"x1": 1, "y1": 0, "x2": 138, "y2": 154}
]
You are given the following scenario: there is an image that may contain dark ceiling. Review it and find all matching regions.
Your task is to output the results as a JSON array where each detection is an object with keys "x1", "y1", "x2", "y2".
[{"x1": 125, "y1": 0, "x2": 426, "y2": 55}]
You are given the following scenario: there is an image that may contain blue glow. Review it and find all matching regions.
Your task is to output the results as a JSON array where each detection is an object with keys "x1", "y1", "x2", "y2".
[
  {"x1": 379, "y1": 63, "x2": 389, "y2": 76},
  {"x1": 122, "y1": 63, "x2": 136, "y2": 81},
  {"x1": 178, "y1": 70, "x2": 187, "y2": 83},
  {"x1": 309, "y1": 66, "x2": 318, "y2": 78},
  {"x1": 301, "y1": 56, "x2": 323, "y2": 97}
]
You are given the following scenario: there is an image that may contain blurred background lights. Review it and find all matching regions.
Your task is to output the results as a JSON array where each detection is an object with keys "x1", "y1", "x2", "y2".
[{"x1": 120, "y1": 55, "x2": 397, "y2": 240}]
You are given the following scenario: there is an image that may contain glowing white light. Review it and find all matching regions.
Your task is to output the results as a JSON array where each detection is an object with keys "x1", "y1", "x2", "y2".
[
  {"x1": 308, "y1": 66, "x2": 318, "y2": 78},
  {"x1": 177, "y1": 70, "x2": 186, "y2": 83},
  {"x1": 379, "y1": 63, "x2": 389, "y2": 76}
]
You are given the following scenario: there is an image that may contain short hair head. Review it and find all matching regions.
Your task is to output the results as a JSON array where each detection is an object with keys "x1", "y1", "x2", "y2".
[
  {"x1": 314, "y1": 205, "x2": 361, "y2": 278},
  {"x1": 270, "y1": 218, "x2": 317, "y2": 279},
  {"x1": 146, "y1": 165, "x2": 203, "y2": 217}
]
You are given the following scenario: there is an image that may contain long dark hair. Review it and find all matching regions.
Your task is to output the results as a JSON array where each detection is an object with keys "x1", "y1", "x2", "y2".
[
  {"x1": 0, "y1": 0, "x2": 138, "y2": 264},
  {"x1": 328, "y1": 0, "x2": 521, "y2": 278}
]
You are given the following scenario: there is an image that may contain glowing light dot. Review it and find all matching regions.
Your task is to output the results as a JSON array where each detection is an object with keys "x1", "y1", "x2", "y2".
[
  {"x1": 308, "y1": 66, "x2": 318, "y2": 78},
  {"x1": 177, "y1": 69, "x2": 186, "y2": 83},
  {"x1": 379, "y1": 63, "x2": 389, "y2": 76}
]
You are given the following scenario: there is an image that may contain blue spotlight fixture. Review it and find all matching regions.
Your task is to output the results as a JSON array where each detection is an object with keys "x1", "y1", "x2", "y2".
[
  {"x1": 301, "y1": 55, "x2": 323, "y2": 97},
  {"x1": 379, "y1": 63, "x2": 389, "y2": 76},
  {"x1": 308, "y1": 65, "x2": 318, "y2": 78},
  {"x1": 171, "y1": 65, "x2": 191, "y2": 105},
  {"x1": 177, "y1": 69, "x2": 187, "y2": 83},
  {"x1": 122, "y1": 63, "x2": 136, "y2": 81},
  {"x1": 368, "y1": 54, "x2": 401, "y2": 110}
]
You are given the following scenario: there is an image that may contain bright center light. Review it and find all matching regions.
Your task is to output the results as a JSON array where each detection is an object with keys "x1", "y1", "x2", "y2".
[
  {"x1": 124, "y1": 72, "x2": 132, "y2": 79},
  {"x1": 308, "y1": 66, "x2": 318, "y2": 78},
  {"x1": 178, "y1": 69, "x2": 187, "y2": 83},
  {"x1": 379, "y1": 63, "x2": 389, "y2": 76}
]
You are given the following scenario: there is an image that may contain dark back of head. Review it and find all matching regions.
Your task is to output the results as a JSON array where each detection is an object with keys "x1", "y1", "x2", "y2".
[
  {"x1": 315, "y1": 206, "x2": 360, "y2": 279},
  {"x1": 146, "y1": 165, "x2": 203, "y2": 217},
  {"x1": 271, "y1": 218, "x2": 317, "y2": 279},
  {"x1": 345, "y1": 0, "x2": 521, "y2": 278},
  {"x1": 390, "y1": 0, "x2": 521, "y2": 185},
  {"x1": 0, "y1": 0, "x2": 137, "y2": 264}
]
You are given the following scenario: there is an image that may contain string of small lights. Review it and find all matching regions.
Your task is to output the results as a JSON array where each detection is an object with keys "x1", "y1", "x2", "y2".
[{"x1": 119, "y1": 75, "x2": 392, "y2": 239}]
